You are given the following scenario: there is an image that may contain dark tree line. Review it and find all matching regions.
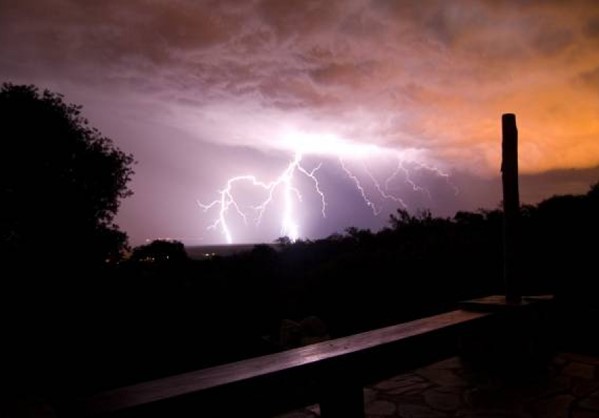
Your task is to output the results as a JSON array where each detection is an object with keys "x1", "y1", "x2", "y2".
[
  {"x1": 1, "y1": 83, "x2": 135, "y2": 400},
  {"x1": 1, "y1": 83, "x2": 134, "y2": 271},
  {"x1": 100, "y1": 181, "x2": 597, "y2": 395}
]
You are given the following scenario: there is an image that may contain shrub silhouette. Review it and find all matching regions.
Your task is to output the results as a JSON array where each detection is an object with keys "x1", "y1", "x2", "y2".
[
  {"x1": 1, "y1": 83, "x2": 135, "y2": 396},
  {"x1": 0, "y1": 83, "x2": 135, "y2": 269}
]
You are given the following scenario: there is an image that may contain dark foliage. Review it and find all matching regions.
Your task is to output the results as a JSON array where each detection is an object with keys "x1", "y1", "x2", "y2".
[
  {"x1": 0, "y1": 83, "x2": 134, "y2": 400},
  {"x1": 0, "y1": 83, "x2": 134, "y2": 268},
  {"x1": 81, "y1": 180, "x2": 597, "y2": 396},
  {"x1": 131, "y1": 239, "x2": 189, "y2": 265}
]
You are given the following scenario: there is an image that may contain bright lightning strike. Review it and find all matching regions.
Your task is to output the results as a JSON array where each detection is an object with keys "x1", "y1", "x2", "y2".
[
  {"x1": 198, "y1": 152, "x2": 324, "y2": 244},
  {"x1": 386, "y1": 159, "x2": 432, "y2": 198},
  {"x1": 199, "y1": 131, "x2": 458, "y2": 244},
  {"x1": 339, "y1": 158, "x2": 379, "y2": 215},
  {"x1": 363, "y1": 161, "x2": 408, "y2": 211}
]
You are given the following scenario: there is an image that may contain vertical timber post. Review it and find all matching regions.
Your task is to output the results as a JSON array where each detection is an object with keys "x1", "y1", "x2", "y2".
[{"x1": 501, "y1": 113, "x2": 522, "y2": 304}]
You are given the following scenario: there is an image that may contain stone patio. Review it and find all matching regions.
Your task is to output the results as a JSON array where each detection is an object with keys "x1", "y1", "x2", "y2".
[{"x1": 277, "y1": 352, "x2": 599, "y2": 418}]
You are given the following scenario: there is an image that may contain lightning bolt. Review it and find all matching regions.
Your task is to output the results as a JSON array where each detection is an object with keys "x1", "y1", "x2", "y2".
[
  {"x1": 339, "y1": 157, "x2": 410, "y2": 215},
  {"x1": 339, "y1": 158, "x2": 379, "y2": 215},
  {"x1": 420, "y1": 162, "x2": 460, "y2": 196},
  {"x1": 363, "y1": 162, "x2": 408, "y2": 210},
  {"x1": 198, "y1": 153, "x2": 325, "y2": 244},
  {"x1": 199, "y1": 136, "x2": 459, "y2": 244},
  {"x1": 385, "y1": 159, "x2": 432, "y2": 199}
]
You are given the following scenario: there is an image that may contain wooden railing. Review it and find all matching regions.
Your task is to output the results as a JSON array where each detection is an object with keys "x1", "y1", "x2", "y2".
[{"x1": 58, "y1": 296, "x2": 551, "y2": 418}]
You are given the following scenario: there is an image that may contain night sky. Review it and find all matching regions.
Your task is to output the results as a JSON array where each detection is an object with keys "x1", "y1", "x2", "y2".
[{"x1": 2, "y1": 1, "x2": 599, "y2": 245}]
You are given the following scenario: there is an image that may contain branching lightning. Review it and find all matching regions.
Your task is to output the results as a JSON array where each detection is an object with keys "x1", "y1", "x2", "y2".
[
  {"x1": 339, "y1": 158, "x2": 379, "y2": 215},
  {"x1": 386, "y1": 159, "x2": 432, "y2": 198},
  {"x1": 198, "y1": 132, "x2": 458, "y2": 244},
  {"x1": 198, "y1": 152, "x2": 325, "y2": 244}
]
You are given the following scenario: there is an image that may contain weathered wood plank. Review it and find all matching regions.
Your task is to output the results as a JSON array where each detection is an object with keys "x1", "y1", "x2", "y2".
[{"x1": 77, "y1": 309, "x2": 489, "y2": 417}]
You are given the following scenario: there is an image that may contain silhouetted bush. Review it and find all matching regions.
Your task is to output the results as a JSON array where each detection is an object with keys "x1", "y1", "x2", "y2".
[
  {"x1": 1, "y1": 83, "x2": 134, "y2": 270},
  {"x1": 1, "y1": 83, "x2": 134, "y2": 397}
]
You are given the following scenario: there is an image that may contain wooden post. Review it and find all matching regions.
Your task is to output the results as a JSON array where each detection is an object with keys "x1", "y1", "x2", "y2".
[{"x1": 501, "y1": 114, "x2": 521, "y2": 304}]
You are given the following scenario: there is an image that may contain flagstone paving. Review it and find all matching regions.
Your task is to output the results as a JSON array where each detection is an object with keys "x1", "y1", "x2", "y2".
[{"x1": 277, "y1": 352, "x2": 599, "y2": 418}]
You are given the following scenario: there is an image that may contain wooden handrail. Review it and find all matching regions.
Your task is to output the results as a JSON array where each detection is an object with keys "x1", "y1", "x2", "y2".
[
  {"x1": 63, "y1": 308, "x2": 499, "y2": 418},
  {"x1": 58, "y1": 296, "x2": 551, "y2": 418},
  {"x1": 60, "y1": 297, "x2": 551, "y2": 418}
]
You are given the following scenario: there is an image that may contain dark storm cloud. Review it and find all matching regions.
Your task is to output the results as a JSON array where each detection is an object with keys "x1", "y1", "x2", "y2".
[
  {"x1": 3, "y1": 0, "x2": 599, "y2": 158},
  {"x1": 580, "y1": 66, "x2": 599, "y2": 89},
  {"x1": 584, "y1": 16, "x2": 599, "y2": 39}
]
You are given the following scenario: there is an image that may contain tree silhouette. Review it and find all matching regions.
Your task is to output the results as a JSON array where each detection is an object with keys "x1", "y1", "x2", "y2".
[
  {"x1": 0, "y1": 83, "x2": 135, "y2": 269},
  {"x1": 588, "y1": 181, "x2": 599, "y2": 200},
  {"x1": 0, "y1": 83, "x2": 136, "y2": 399},
  {"x1": 131, "y1": 239, "x2": 189, "y2": 265}
]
